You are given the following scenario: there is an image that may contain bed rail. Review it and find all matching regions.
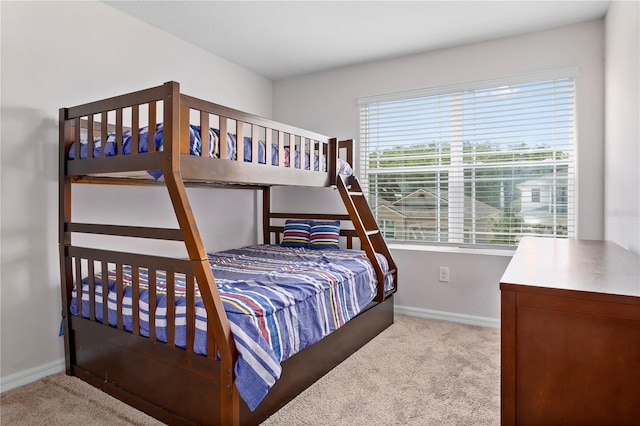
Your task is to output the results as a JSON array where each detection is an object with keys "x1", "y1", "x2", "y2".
[
  {"x1": 61, "y1": 81, "x2": 341, "y2": 187},
  {"x1": 67, "y1": 247, "x2": 212, "y2": 352}
]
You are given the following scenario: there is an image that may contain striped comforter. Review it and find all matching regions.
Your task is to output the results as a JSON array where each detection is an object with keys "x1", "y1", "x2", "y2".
[{"x1": 70, "y1": 244, "x2": 393, "y2": 410}]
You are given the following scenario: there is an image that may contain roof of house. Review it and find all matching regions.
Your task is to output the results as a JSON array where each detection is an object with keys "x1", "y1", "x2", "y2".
[
  {"x1": 374, "y1": 188, "x2": 499, "y2": 219},
  {"x1": 516, "y1": 170, "x2": 569, "y2": 189}
]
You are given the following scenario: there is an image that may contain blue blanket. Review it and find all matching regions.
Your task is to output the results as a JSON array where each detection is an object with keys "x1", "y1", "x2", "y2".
[{"x1": 70, "y1": 245, "x2": 392, "y2": 410}]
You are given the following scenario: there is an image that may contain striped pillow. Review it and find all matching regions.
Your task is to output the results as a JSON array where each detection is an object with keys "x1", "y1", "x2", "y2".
[
  {"x1": 310, "y1": 220, "x2": 340, "y2": 250},
  {"x1": 281, "y1": 220, "x2": 311, "y2": 248}
]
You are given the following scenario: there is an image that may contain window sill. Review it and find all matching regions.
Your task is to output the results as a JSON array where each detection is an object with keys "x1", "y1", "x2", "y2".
[{"x1": 387, "y1": 243, "x2": 515, "y2": 257}]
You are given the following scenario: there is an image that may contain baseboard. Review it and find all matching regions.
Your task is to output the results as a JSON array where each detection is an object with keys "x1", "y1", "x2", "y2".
[
  {"x1": 395, "y1": 305, "x2": 500, "y2": 328},
  {"x1": 0, "y1": 358, "x2": 65, "y2": 394}
]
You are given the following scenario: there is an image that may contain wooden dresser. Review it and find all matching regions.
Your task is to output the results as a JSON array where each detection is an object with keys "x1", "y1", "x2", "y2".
[{"x1": 500, "y1": 237, "x2": 640, "y2": 425}]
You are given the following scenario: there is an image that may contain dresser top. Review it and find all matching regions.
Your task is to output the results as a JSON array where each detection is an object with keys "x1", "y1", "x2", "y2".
[{"x1": 500, "y1": 237, "x2": 640, "y2": 299}]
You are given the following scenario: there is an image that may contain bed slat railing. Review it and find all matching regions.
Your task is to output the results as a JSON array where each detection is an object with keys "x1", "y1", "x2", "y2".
[
  {"x1": 131, "y1": 105, "x2": 139, "y2": 156},
  {"x1": 186, "y1": 274, "x2": 196, "y2": 353},
  {"x1": 148, "y1": 269, "x2": 157, "y2": 341},
  {"x1": 116, "y1": 263, "x2": 124, "y2": 330},
  {"x1": 63, "y1": 89, "x2": 168, "y2": 176},
  {"x1": 100, "y1": 112, "x2": 108, "y2": 158},
  {"x1": 67, "y1": 247, "x2": 205, "y2": 352},
  {"x1": 200, "y1": 111, "x2": 209, "y2": 158},
  {"x1": 180, "y1": 93, "x2": 330, "y2": 144},
  {"x1": 86, "y1": 115, "x2": 94, "y2": 159},
  {"x1": 148, "y1": 102, "x2": 157, "y2": 153},
  {"x1": 236, "y1": 121, "x2": 245, "y2": 163},
  {"x1": 266, "y1": 129, "x2": 274, "y2": 166},
  {"x1": 101, "y1": 260, "x2": 108, "y2": 325},
  {"x1": 299, "y1": 137, "x2": 305, "y2": 170},
  {"x1": 63, "y1": 82, "x2": 340, "y2": 191},
  {"x1": 74, "y1": 258, "x2": 83, "y2": 319},
  {"x1": 115, "y1": 109, "x2": 123, "y2": 156},
  {"x1": 251, "y1": 125, "x2": 259, "y2": 164},
  {"x1": 73, "y1": 117, "x2": 81, "y2": 161},
  {"x1": 219, "y1": 116, "x2": 228, "y2": 160},
  {"x1": 278, "y1": 132, "x2": 286, "y2": 168},
  {"x1": 131, "y1": 265, "x2": 140, "y2": 336},
  {"x1": 166, "y1": 273, "x2": 176, "y2": 346},
  {"x1": 179, "y1": 94, "x2": 335, "y2": 177},
  {"x1": 87, "y1": 260, "x2": 96, "y2": 321}
]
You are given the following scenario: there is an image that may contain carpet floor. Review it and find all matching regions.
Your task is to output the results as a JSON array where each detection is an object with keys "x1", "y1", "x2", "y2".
[{"x1": 1, "y1": 315, "x2": 500, "y2": 425}]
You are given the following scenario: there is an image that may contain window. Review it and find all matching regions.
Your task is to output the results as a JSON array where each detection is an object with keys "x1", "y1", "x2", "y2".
[
  {"x1": 531, "y1": 188, "x2": 541, "y2": 203},
  {"x1": 359, "y1": 69, "x2": 576, "y2": 247},
  {"x1": 380, "y1": 220, "x2": 396, "y2": 239}
]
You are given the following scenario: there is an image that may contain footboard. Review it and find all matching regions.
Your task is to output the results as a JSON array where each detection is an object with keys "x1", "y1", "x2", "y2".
[
  {"x1": 69, "y1": 311, "x2": 224, "y2": 425},
  {"x1": 59, "y1": 242, "x2": 238, "y2": 424}
]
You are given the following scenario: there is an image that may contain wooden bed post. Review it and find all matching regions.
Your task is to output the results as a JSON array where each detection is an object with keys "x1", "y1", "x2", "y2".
[
  {"x1": 58, "y1": 108, "x2": 75, "y2": 374},
  {"x1": 263, "y1": 187, "x2": 271, "y2": 244},
  {"x1": 161, "y1": 81, "x2": 240, "y2": 425},
  {"x1": 328, "y1": 138, "x2": 338, "y2": 186}
]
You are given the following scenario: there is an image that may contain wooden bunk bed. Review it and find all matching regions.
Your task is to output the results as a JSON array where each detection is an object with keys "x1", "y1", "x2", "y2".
[{"x1": 59, "y1": 81, "x2": 397, "y2": 425}]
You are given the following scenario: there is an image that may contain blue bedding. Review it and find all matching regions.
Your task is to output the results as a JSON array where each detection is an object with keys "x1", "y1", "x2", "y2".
[
  {"x1": 68, "y1": 124, "x2": 354, "y2": 178},
  {"x1": 70, "y1": 244, "x2": 393, "y2": 411}
]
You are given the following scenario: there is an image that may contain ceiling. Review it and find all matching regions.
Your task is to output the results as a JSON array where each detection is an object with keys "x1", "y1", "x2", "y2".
[{"x1": 105, "y1": 1, "x2": 610, "y2": 81}]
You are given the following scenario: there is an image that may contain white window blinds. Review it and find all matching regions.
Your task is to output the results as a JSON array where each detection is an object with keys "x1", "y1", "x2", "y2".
[{"x1": 359, "y1": 71, "x2": 577, "y2": 247}]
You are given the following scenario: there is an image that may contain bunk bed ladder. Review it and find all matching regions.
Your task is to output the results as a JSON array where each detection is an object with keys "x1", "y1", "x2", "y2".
[{"x1": 337, "y1": 174, "x2": 397, "y2": 302}]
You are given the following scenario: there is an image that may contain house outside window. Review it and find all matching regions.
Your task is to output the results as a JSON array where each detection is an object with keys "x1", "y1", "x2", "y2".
[
  {"x1": 359, "y1": 68, "x2": 577, "y2": 247},
  {"x1": 531, "y1": 188, "x2": 541, "y2": 203}
]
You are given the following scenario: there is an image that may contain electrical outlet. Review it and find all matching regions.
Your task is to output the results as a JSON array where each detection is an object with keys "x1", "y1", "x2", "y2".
[{"x1": 439, "y1": 266, "x2": 450, "y2": 283}]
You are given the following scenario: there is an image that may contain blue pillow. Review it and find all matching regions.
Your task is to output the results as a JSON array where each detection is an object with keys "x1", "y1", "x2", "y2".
[
  {"x1": 310, "y1": 220, "x2": 340, "y2": 250},
  {"x1": 281, "y1": 220, "x2": 311, "y2": 248}
]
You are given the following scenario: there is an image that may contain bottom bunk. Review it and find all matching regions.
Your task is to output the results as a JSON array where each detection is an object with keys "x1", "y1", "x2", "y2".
[
  {"x1": 71, "y1": 295, "x2": 393, "y2": 425},
  {"x1": 66, "y1": 243, "x2": 396, "y2": 425}
]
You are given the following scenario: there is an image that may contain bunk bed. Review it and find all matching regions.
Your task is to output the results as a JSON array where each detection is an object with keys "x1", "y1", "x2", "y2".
[{"x1": 59, "y1": 81, "x2": 397, "y2": 425}]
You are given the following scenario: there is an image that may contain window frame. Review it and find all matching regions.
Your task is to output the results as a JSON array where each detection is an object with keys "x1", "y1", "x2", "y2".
[{"x1": 358, "y1": 67, "x2": 579, "y2": 248}]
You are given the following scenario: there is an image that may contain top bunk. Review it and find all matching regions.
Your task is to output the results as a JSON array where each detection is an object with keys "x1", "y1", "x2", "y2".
[{"x1": 59, "y1": 81, "x2": 353, "y2": 188}]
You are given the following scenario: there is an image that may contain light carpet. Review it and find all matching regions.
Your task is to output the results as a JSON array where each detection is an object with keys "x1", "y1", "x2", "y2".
[{"x1": 1, "y1": 315, "x2": 500, "y2": 425}]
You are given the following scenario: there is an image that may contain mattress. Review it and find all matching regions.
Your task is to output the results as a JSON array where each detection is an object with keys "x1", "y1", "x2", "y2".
[
  {"x1": 70, "y1": 244, "x2": 393, "y2": 410},
  {"x1": 68, "y1": 123, "x2": 354, "y2": 178}
]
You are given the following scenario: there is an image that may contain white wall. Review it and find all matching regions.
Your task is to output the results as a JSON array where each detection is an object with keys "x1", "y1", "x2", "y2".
[
  {"x1": 604, "y1": 1, "x2": 640, "y2": 254},
  {"x1": 0, "y1": 1, "x2": 273, "y2": 386},
  {"x1": 273, "y1": 21, "x2": 605, "y2": 323}
]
